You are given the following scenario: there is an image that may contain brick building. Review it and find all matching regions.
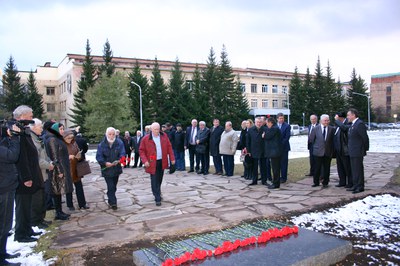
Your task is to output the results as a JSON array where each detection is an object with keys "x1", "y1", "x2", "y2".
[{"x1": 370, "y1": 72, "x2": 400, "y2": 117}]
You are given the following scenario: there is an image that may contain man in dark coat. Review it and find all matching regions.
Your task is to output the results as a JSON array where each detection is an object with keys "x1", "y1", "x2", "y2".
[
  {"x1": 209, "y1": 119, "x2": 224, "y2": 175},
  {"x1": 131, "y1": 130, "x2": 143, "y2": 168},
  {"x1": 309, "y1": 114, "x2": 335, "y2": 188},
  {"x1": 196, "y1": 121, "x2": 210, "y2": 175},
  {"x1": 246, "y1": 117, "x2": 267, "y2": 186},
  {"x1": 277, "y1": 113, "x2": 291, "y2": 183},
  {"x1": 336, "y1": 108, "x2": 369, "y2": 194},
  {"x1": 307, "y1": 114, "x2": 318, "y2": 176},
  {"x1": 184, "y1": 119, "x2": 199, "y2": 173},
  {"x1": 13, "y1": 105, "x2": 44, "y2": 243},
  {"x1": 333, "y1": 112, "x2": 352, "y2": 188},
  {"x1": 264, "y1": 117, "x2": 282, "y2": 189},
  {"x1": 122, "y1": 131, "x2": 133, "y2": 168},
  {"x1": 173, "y1": 124, "x2": 186, "y2": 171},
  {"x1": 0, "y1": 124, "x2": 21, "y2": 264}
]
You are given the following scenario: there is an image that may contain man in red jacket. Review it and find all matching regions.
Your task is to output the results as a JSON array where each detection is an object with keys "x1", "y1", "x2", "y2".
[{"x1": 139, "y1": 122, "x2": 175, "y2": 206}]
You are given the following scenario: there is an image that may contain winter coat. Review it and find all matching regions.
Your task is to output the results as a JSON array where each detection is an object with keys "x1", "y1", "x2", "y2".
[
  {"x1": 0, "y1": 135, "x2": 20, "y2": 194},
  {"x1": 30, "y1": 131, "x2": 52, "y2": 182},
  {"x1": 173, "y1": 130, "x2": 185, "y2": 152},
  {"x1": 209, "y1": 125, "x2": 224, "y2": 156},
  {"x1": 219, "y1": 129, "x2": 239, "y2": 155},
  {"x1": 246, "y1": 126, "x2": 266, "y2": 159},
  {"x1": 263, "y1": 125, "x2": 283, "y2": 158},
  {"x1": 45, "y1": 129, "x2": 74, "y2": 195},
  {"x1": 122, "y1": 136, "x2": 132, "y2": 154},
  {"x1": 195, "y1": 127, "x2": 210, "y2": 154},
  {"x1": 96, "y1": 137, "x2": 125, "y2": 178},
  {"x1": 139, "y1": 132, "x2": 175, "y2": 175},
  {"x1": 66, "y1": 140, "x2": 81, "y2": 183},
  {"x1": 75, "y1": 134, "x2": 89, "y2": 160},
  {"x1": 16, "y1": 128, "x2": 43, "y2": 194}
]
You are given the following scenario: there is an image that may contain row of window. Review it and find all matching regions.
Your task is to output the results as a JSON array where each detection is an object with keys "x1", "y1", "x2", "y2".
[
  {"x1": 241, "y1": 83, "x2": 288, "y2": 94},
  {"x1": 250, "y1": 99, "x2": 288, "y2": 108}
]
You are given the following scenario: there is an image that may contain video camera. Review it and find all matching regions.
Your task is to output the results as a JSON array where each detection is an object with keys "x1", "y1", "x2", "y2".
[{"x1": 0, "y1": 119, "x2": 35, "y2": 137}]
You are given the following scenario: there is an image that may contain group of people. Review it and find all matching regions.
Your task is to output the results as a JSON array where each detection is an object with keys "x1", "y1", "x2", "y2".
[
  {"x1": 307, "y1": 108, "x2": 369, "y2": 193},
  {"x1": 0, "y1": 105, "x2": 90, "y2": 265}
]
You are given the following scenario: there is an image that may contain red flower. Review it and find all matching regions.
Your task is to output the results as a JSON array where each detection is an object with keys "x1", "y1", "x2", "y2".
[
  {"x1": 174, "y1": 257, "x2": 182, "y2": 265},
  {"x1": 292, "y1": 225, "x2": 299, "y2": 234},
  {"x1": 233, "y1": 239, "x2": 241, "y2": 249},
  {"x1": 162, "y1": 258, "x2": 174, "y2": 266},
  {"x1": 119, "y1": 156, "x2": 126, "y2": 166},
  {"x1": 214, "y1": 247, "x2": 225, "y2": 256},
  {"x1": 207, "y1": 250, "x2": 213, "y2": 257}
]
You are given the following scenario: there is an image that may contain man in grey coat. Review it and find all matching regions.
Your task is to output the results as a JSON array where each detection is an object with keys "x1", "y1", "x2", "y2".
[
  {"x1": 309, "y1": 114, "x2": 335, "y2": 188},
  {"x1": 219, "y1": 121, "x2": 238, "y2": 176}
]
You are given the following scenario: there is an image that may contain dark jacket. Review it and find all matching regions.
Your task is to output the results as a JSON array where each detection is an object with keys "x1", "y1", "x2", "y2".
[
  {"x1": 340, "y1": 118, "x2": 369, "y2": 157},
  {"x1": 307, "y1": 123, "x2": 319, "y2": 150},
  {"x1": 45, "y1": 129, "x2": 74, "y2": 195},
  {"x1": 132, "y1": 135, "x2": 142, "y2": 153},
  {"x1": 96, "y1": 137, "x2": 125, "y2": 178},
  {"x1": 184, "y1": 126, "x2": 199, "y2": 147},
  {"x1": 209, "y1": 125, "x2": 224, "y2": 156},
  {"x1": 246, "y1": 126, "x2": 265, "y2": 159},
  {"x1": 264, "y1": 125, "x2": 282, "y2": 158},
  {"x1": 237, "y1": 128, "x2": 248, "y2": 150},
  {"x1": 16, "y1": 128, "x2": 43, "y2": 194},
  {"x1": 195, "y1": 127, "x2": 210, "y2": 154},
  {"x1": 75, "y1": 134, "x2": 89, "y2": 160},
  {"x1": 165, "y1": 129, "x2": 175, "y2": 148},
  {"x1": 122, "y1": 136, "x2": 132, "y2": 154},
  {"x1": 139, "y1": 132, "x2": 175, "y2": 175},
  {"x1": 278, "y1": 122, "x2": 291, "y2": 152},
  {"x1": 333, "y1": 120, "x2": 349, "y2": 157},
  {"x1": 309, "y1": 125, "x2": 335, "y2": 157},
  {"x1": 0, "y1": 135, "x2": 20, "y2": 194},
  {"x1": 173, "y1": 130, "x2": 185, "y2": 152}
]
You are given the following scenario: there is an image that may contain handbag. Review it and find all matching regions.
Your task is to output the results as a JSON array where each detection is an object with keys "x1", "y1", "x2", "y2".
[{"x1": 76, "y1": 160, "x2": 91, "y2": 177}]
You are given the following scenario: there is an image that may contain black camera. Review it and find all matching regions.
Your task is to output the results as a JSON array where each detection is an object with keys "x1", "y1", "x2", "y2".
[{"x1": 0, "y1": 119, "x2": 35, "y2": 137}]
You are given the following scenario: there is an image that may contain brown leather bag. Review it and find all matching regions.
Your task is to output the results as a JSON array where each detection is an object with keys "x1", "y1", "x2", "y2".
[{"x1": 76, "y1": 160, "x2": 91, "y2": 177}]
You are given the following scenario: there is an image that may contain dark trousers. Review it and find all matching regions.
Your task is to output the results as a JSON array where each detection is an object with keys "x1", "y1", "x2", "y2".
[
  {"x1": 271, "y1": 157, "x2": 281, "y2": 187},
  {"x1": 314, "y1": 156, "x2": 332, "y2": 186},
  {"x1": 133, "y1": 152, "x2": 142, "y2": 167},
  {"x1": 337, "y1": 154, "x2": 352, "y2": 186},
  {"x1": 213, "y1": 155, "x2": 223, "y2": 173},
  {"x1": 150, "y1": 160, "x2": 164, "y2": 202},
  {"x1": 309, "y1": 149, "x2": 316, "y2": 176},
  {"x1": 280, "y1": 151, "x2": 289, "y2": 181},
  {"x1": 104, "y1": 176, "x2": 119, "y2": 206},
  {"x1": 66, "y1": 181, "x2": 87, "y2": 208},
  {"x1": 31, "y1": 188, "x2": 46, "y2": 225},
  {"x1": 126, "y1": 151, "x2": 132, "y2": 166},
  {"x1": 222, "y1": 155, "x2": 234, "y2": 176},
  {"x1": 0, "y1": 190, "x2": 15, "y2": 259},
  {"x1": 175, "y1": 151, "x2": 185, "y2": 170},
  {"x1": 350, "y1": 156, "x2": 364, "y2": 190},
  {"x1": 188, "y1": 144, "x2": 199, "y2": 171},
  {"x1": 198, "y1": 152, "x2": 209, "y2": 174},
  {"x1": 252, "y1": 158, "x2": 267, "y2": 184},
  {"x1": 15, "y1": 193, "x2": 34, "y2": 240},
  {"x1": 265, "y1": 158, "x2": 272, "y2": 180},
  {"x1": 53, "y1": 194, "x2": 63, "y2": 213},
  {"x1": 45, "y1": 177, "x2": 54, "y2": 210}
]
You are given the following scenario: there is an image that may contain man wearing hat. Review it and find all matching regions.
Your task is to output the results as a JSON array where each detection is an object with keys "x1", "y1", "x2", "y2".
[
  {"x1": 173, "y1": 123, "x2": 186, "y2": 171},
  {"x1": 333, "y1": 112, "x2": 352, "y2": 188}
]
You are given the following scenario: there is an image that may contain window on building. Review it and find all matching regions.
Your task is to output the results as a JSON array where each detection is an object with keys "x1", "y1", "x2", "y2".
[
  {"x1": 272, "y1": 85, "x2": 278, "y2": 93},
  {"x1": 387, "y1": 96, "x2": 391, "y2": 104},
  {"x1": 251, "y1": 84, "x2": 257, "y2": 93},
  {"x1": 282, "y1": 85, "x2": 288, "y2": 94},
  {"x1": 262, "y1": 99, "x2": 269, "y2": 108},
  {"x1": 47, "y1": 103, "x2": 56, "y2": 112},
  {"x1": 251, "y1": 99, "x2": 258, "y2": 108},
  {"x1": 386, "y1": 86, "x2": 392, "y2": 94},
  {"x1": 262, "y1": 84, "x2": 268, "y2": 93},
  {"x1": 272, "y1": 99, "x2": 278, "y2": 108},
  {"x1": 240, "y1": 83, "x2": 246, "y2": 92},
  {"x1": 46, "y1": 87, "x2": 55, "y2": 95},
  {"x1": 282, "y1": 99, "x2": 288, "y2": 108},
  {"x1": 186, "y1": 80, "x2": 194, "y2": 91}
]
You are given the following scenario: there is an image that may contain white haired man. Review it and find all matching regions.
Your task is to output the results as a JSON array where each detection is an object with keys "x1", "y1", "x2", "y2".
[{"x1": 184, "y1": 119, "x2": 199, "y2": 173}]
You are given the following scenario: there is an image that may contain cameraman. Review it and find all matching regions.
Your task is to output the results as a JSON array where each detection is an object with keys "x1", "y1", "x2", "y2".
[
  {"x1": 0, "y1": 124, "x2": 21, "y2": 264},
  {"x1": 13, "y1": 105, "x2": 43, "y2": 243}
]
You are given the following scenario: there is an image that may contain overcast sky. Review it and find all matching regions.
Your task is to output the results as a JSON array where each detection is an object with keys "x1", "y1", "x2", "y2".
[{"x1": 1, "y1": 0, "x2": 399, "y2": 84}]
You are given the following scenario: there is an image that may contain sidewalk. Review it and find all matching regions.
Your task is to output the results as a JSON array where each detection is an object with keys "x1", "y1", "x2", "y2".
[{"x1": 52, "y1": 153, "x2": 400, "y2": 262}]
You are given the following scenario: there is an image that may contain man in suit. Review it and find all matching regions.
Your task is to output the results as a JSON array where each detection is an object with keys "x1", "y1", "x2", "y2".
[
  {"x1": 333, "y1": 112, "x2": 352, "y2": 188},
  {"x1": 246, "y1": 117, "x2": 267, "y2": 186},
  {"x1": 196, "y1": 121, "x2": 210, "y2": 175},
  {"x1": 309, "y1": 114, "x2": 335, "y2": 188},
  {"x1": 131, "y1": 130, "x2": 143, "y2": 168},
  {"x1": 277, "y1": 113, "x2": 291, "y2": 183},
  {"x1": 184, "y1": 119, "x2": 199, "y2": 173},
  {"x1": 307, "y1": 114, "x2": 318, "y2": 176},
  {"x1": 209, "y1": 119, "x2": 224, "y2": 175},
  {"x1": 336, "y1": 108, "x2": 369, "y2": 194}
]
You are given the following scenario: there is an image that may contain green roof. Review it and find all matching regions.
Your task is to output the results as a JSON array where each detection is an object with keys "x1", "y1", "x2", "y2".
[{"x1": 371, "y1": 72, "x2": 400, "y2": 78}]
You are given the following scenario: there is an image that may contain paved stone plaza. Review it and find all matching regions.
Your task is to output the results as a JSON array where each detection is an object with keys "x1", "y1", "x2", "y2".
[{"x1": 52, "y1": 153, "x2": 399, "y2": 264}]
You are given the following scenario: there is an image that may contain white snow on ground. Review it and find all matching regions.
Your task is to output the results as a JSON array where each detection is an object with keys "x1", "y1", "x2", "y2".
[{"x1": 291, "y1": 194, "x2": 400, "y2": 265}]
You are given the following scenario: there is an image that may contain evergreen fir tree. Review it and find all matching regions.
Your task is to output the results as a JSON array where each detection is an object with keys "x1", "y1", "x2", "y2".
[
  {"x1": 304, "y1": 67, "x2": 315, "y2": 119},
  {"x1": 202, "y1": 47, "x2": 219, "y2": 123},
  {"x1": 217, "y1": 45, "x2": 235, "y2": 123},
  {"x1": 2, "y1": 56, "x2": 25, "y2": 113},
  {"x1": 25, "y1": 71, "x2": 44, "y2": 118},
  {"x1": 313, "y1": 56, "x2": 324, "y2": 116},
  {"x1": 231, "y1": 76, "x2": 250, "y2": 127},
  {"x1": 334, "y1": 78, "x2": 346, "y2": 113},
  {"x1": 98, "y1": 39, "x2": 115, "y2": 77},
  {"x1": 323, "y1": 61, "x2": 344, "y2": 116},
  {"x1": 128, "y1": 60, "x2": 150, "y2": 128},
  {"x1": 348, "y1": 68, "x2": 370, "y2": 120},
  {"x1": 148, "y1": 58, "x2": 168, "y2": 123},
  {"x1": 69, "y1": 39, "x2": 96, "y2": 132},
  {"x1": 191, "y1": 64, "x2": 209, "y2": 122},
  {"x1": 288, "y1": 66, "x2": 305, "y2": 124}
]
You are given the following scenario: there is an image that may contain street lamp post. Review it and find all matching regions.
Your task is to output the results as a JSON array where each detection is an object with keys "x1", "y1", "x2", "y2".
[
  {"x1": 284, "y1": 91, "x2": 290, "y2": 125},
  {"x1": 302, "y1": 112, "x2": 305, "y2": 127},
  {"x1": 130, "y1": 81, "x2": 143, "y2": 135},
  {"x1": 394, "y1": 114, "x2": 398, "y2": 123},
  {"x1": 352, "y1": 91, "x2": 371, "y2": 130}
]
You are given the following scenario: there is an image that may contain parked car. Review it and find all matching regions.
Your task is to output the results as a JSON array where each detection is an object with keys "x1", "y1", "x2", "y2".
[
  {"x1": 377, "y1": 123, "x2": 389, "y2": 129},
  {"x1": 299, "y1": 126, "x2": 309, "y2": 135},
  {"x1": 387, "y1": 123, "x2": 397, "y2": 129},
  {"x1": 290, "y1": 124, "x2": 300, "y2": 136}
]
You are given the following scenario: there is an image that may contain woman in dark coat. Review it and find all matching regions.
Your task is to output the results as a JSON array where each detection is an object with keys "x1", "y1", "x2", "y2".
[
  {"x1": 263, "y1": 117, "x2": 283, "y2": 189},
  {"x1": 45, "y1": 122, "x2": 74, "y2": 220}
]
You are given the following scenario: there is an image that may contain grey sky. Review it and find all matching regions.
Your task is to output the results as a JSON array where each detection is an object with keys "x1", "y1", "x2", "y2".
[{"x1": 1, "y1": 0, "x2": 399, "y2": 84}]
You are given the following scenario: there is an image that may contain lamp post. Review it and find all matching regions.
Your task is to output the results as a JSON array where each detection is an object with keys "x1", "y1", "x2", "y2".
[
  {"x1": 130, "y1": 81, "x2": 143, "y2": 135},
  {"x1": 394, "y1": 114, "x2": 398, "y2": 123},
  {"x1": 302, "y1": 112, "x2": 305, "y2": 127},
  {"x1": 284, "y1": 91, "x2": 290, "y2": 125},
  {"x1": 352, "y1": 91, "x2": 371, "y2": 130}
]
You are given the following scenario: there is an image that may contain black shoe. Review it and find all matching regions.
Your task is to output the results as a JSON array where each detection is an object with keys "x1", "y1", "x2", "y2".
[
  {"x1": 280, "y1": 178, "x2": 287, "y2": 183},
  {"x1": 346, "y1": 187, "x2": 356, "y2": 191},
  {"x1": 188, "y1": 170, "x2": 194, "y2": 173},
  {"x1": 5, "y1": 253, "x2": 21, "y2": 259},
  {"x1": 196, "y1": 170, "x2": 202, "y2": 174},
  {"x1": 80, "y1": 205, "x2": 90, "y2": 210},
  {"x1": 55, "y1": 211, "x2": 70, "y2": 220},
  {"x1": 305, "y1": 173, "x2": 313, "y2": 176},
  {"x1": 311, "y1": 184, "x2": 320, "y2": 187},
  {"x1": 335, "y1": 184, "x2": 345, "y2": 187},
  {"x1": 156, "y1": 201, "x2": 161, "y2": 206},
  {"x1": 267, "y1": 184, "x2": 280, "y2": 189},
  {"x1": 111, "y1": 205, "x2": 118, "y2": 210},
  {"x1": 262, "y1": 182, "x2": 267, "y2": 186},
  {"x1": 30, "y1": 231, "x2": 42, "y2": 236},
  {"x1": 352, "y1": 189, "x2": 364, "y2": 194},
  {"x1": 203, "y1": 172, "x2": 209, "y2": 175},
  {"x1": 68, "y1": 206, "x2": 75, "y2": 211},
  {"x1": 248, "y1": 182, "x2": 257, "y2": 186},
  {"x1": 322, "y1": 184, "x2": 329, "y2": 188},
  {"x1": 35, "y1": 223, "x2": 49, "y2": 229},
  {"x1": 15, "y1": 236, "x2": 37, "y2": 243},
  {"x1": 132, "y1": 165, "x2": 137, "y2": 168}
]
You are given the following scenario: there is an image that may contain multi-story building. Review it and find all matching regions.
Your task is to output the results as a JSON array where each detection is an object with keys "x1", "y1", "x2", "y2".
[
  {"x1": 17, "y1": 54, "x2": 304, "y2": 127},
  {"x1": 370, "y1": 72, "x2": 400, "y2": 116}
]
